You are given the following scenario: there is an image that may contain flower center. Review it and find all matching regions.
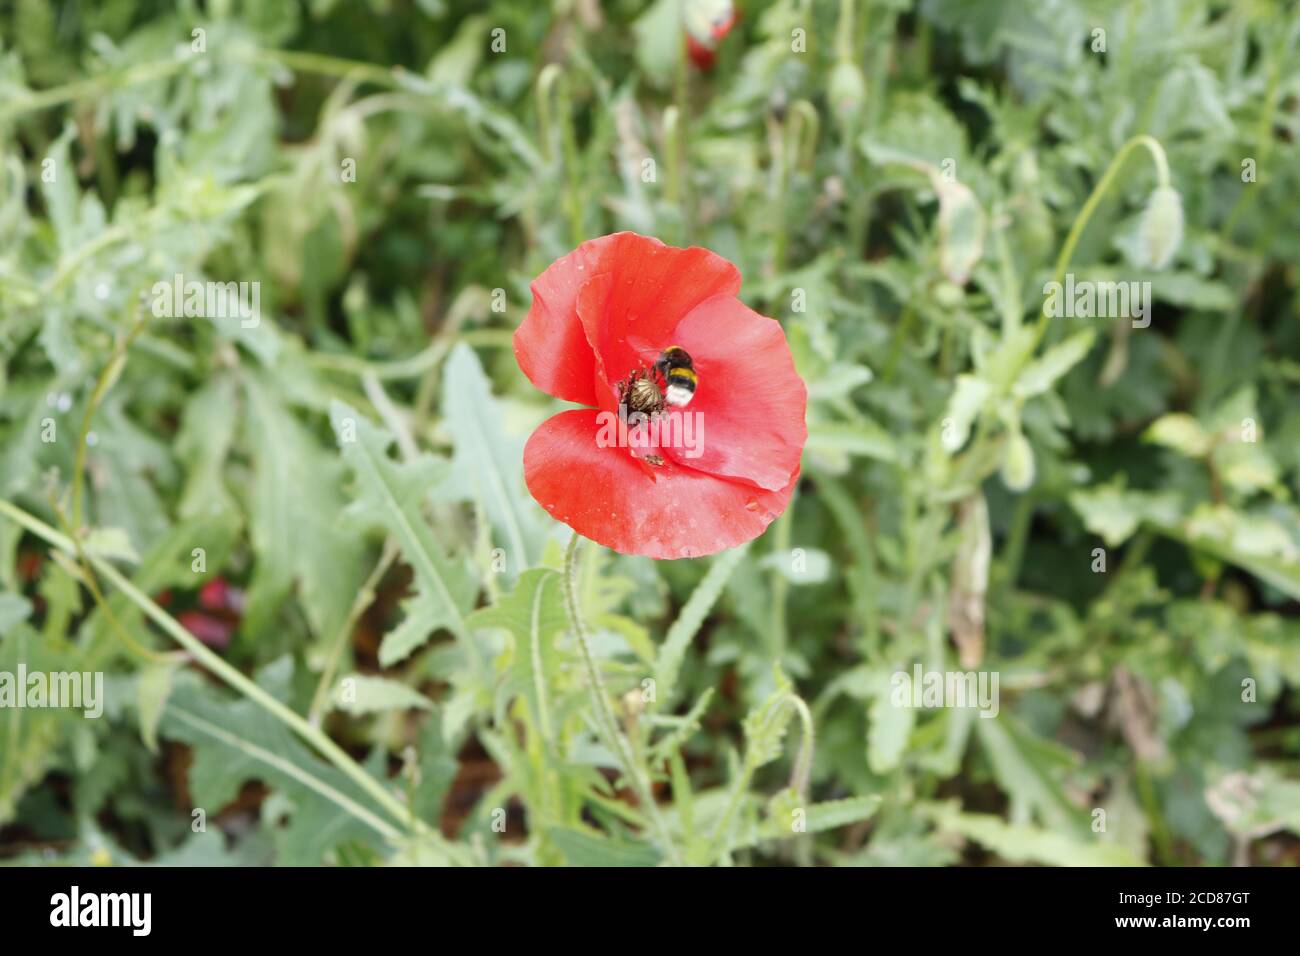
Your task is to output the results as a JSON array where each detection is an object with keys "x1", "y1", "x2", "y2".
[{"x1": 618, "y1": 368, "x2": 664, "y2": 420}]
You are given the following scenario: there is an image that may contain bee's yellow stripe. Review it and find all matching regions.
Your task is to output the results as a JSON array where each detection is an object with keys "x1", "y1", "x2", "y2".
[{"x1": 666, "y1": 367, "x2": 697, "y2": 387}]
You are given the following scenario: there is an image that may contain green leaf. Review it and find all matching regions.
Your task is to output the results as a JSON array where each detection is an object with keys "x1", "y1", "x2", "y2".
[
  {"x1": 1015, "y1": 329, "x2": 1096, "y2": 398},
  {"x1": 1206, "y1": 766, "x2": 1300, "y2": 838},
  {"x1": 1144, "y1": 413, "x2": 1211, "y2": 458},
  {"x1": 176, "y1": 375, "x2": 240, "y2": 520},
  {"x1": 409, "y1": 711, "x2": 459, "y2": 823},
  {"x1": 548, "y1": 826, "x2": 663, "y2": 867},
  {"x1": 440, "y1": 343, "x2": 542, "y2": 578},
  {"x1": 868, "y1": 673, "x2": 915, "y2": 773},
  {"x1": 136, "y1": 661, "x2": 176, "y2": 754},
  {"x1": 243, "y1": 373, "x2": 370, "y2": 642},
  {"x1": 760, "y1": 794, "x2": 882, "y2": 838},
  {"x1": 759, "y1": 546, "x2": 831, "y2": 584},
  {"x1": 160, "y1": 663, "x2": 395, "y2": 865},
  {"x1": 934, "y1": 178, "x2": 986, "y2": 285},
  {"x1": 333, "y1": 674, "x2": 434, "y2": 714},
  {"x1": 742, "y1": 668, "x2": 796, "y2": 769},
  {"x1": 975, "y1": 716, "x2": 1083, "y2": 835},
  {"x1": 82, "y1": 526, "x2": 140, "y2": 564},
  {"x1": 806, "y1": 419, "x2": 898, "y2": 472},
  {"x1": 941, "y1": 375, "x2": 992, "y2": 452},
  {"x1": 468, "y1": 567, "x2": 566, "y2": 738},
  {"x1": 1157, "y1": 507, "x2": 1300, "y2": 602},
  {"x1": 632, "y1": 0, "x2": 682, "y2": 89},
  {"x1": 331, "y1": 400, "x2": 477, "y2": 666},
  {"x1": 655, "y1": 544, "x2": 748, "y2": 708},
  {"x1": 926, "y1": 804, "x2": 1147, "y2": 866},
  {"x1": 1070, "y1": 482, "x2": 1182, "y2": 548},
  {"x1": 0, "y1": 594, "x2": 32, "y2": 636}
]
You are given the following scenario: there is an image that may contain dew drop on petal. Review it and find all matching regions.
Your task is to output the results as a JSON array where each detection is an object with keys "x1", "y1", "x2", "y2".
[{"x1": 745, "y1": 498, "x2": 759, "y2": 512}]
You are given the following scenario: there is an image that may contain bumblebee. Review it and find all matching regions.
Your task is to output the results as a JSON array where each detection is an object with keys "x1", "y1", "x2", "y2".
[
  {"x1": 654, "y1": 346, "x2": 697, "y2": 407},
  {"x1": 618, "y1": 346, "x2": 698, "y2": 418}
]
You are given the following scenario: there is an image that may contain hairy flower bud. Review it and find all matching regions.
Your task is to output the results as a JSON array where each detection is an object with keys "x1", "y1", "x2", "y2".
[{"x1": 1137, "y1": 186, "x2": 1184, "y2": 270}]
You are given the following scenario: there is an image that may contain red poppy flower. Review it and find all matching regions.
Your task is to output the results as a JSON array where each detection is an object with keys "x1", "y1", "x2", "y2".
[
  {"x1": 515, "y1": 232, "x2": 806, "y2": 560},
  {"x1": 685, "y1": 0, "x2": 737, "y2": 70}
]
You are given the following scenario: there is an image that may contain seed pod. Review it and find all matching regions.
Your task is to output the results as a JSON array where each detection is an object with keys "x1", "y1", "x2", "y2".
[
  {"x1": 1137, "y1": 185, "x2": 1183, "y2": 270},
  {"x1": 1000, "y1": 429, "x2": 1036, "y2": 492},
  {"x1": 828, "y1": 60, "x2": 867, "y2": 134}
]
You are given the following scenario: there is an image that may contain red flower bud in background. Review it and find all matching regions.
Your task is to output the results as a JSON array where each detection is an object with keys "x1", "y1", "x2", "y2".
[
  {"x1": 685, "y1": 0, "x2": 737, "y2": 70},
  {"x1": 514, "y1": 232, "x2": 806, "y2": 559},
  {"x1": 177, "y1": 576, "x2": 245, "y2": 649}
]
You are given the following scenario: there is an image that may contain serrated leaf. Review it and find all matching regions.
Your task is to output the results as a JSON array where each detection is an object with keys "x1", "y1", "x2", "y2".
[
  {"x1": 439, "y1": 343, "x2": 542, "y2": 578},
  {"x1": 742, "y1": 668, "x2": 796, "y2": 769},
  {"x1": 160, "y1": 663, "x2": 395, "y2": 865},
  {"x1": 760, "y1": 794, "x2": 882, "y2": 838},
  {"x1": 330, "y1": 400, "x2": 476, "y2": 666},
  {"x1": 655, "y1": 544, "x2": 748, "y2": 708},
  {"x1": 1070, "y1": 482, "x2": 1182, "y2": 548},
  {"x1": 467, "y1": 567, "x2": 566, "y2": 738},
  {"x1": 244, "y1": 374, "x2": 369, "y2": 642},
  {"x1": 975, "y1": 716, "x2": 1082, "y2": 835}
]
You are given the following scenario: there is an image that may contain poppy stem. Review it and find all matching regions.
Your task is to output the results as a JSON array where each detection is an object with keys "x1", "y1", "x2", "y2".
[
  {"x1": 768, "y1": 499, "x2": 795, "y2": 662},
  {"x1": 563, "y1": 532, "x2": 683, "y2": 864},
  {"x1": 1031, "y1": 133, "x2": 1170, "y2": 349}
]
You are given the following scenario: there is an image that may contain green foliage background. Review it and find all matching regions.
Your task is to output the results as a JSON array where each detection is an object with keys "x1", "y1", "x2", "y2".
[{"x1": 2, "y1": 0, "x2": 1299, "y2": 866}]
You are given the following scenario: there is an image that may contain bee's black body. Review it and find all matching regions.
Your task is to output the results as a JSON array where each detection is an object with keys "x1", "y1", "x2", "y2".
[{"x1": 655, "y1": 346, "x2": 697, "y2": 407}]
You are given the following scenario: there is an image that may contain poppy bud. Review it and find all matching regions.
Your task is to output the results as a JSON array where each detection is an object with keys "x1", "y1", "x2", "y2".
[
  {"x1": 1136, "y1": 185, "x2": 1183, "y2": 270},
  {"x1": 1000, "y1": 430, "x2": 1036, "y2": 492},
  {"x1": 684, "y1": 0, "x2": 736, "y2": 71},
  {"x1": 828, "y1": 61, "x2": 867, "y2": 133}
]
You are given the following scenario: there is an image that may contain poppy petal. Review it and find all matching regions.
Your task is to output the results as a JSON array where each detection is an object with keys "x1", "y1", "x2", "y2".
[
  {"x1": 524, "y1": 409, "x2": 797, "y2": 559},
  {"x1": 573, "y1": 233, "x2": 741, "y2": 395},
  {"x1": 575, "y1": 272, "x2": 621, "y2": 413},
  {"x1": 515, "y1": 233, "x2": 740, "y2": 407},
  {"x1": 515, "y1": 247, "x2": 602, "y2": 406},
  {"x1": 659, "y1": 294, "x2": 807, "y2": 491}
]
